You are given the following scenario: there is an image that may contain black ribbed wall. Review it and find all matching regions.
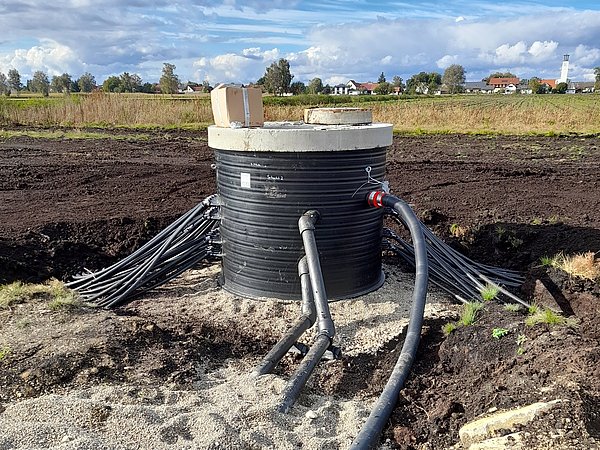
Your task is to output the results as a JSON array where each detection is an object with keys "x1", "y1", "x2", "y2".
[{"x1": 214, "y1": 147, "x2": 386, "y2": 300}]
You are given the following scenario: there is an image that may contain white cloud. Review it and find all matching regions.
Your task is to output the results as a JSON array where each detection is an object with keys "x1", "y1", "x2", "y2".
[
  {"x1": 380, "y1": 55, "x2": 392, "y2": 65},
  {"x1": 573, "y1": 44, "x2": 600, "y2": 66},
  {"x1": 193, "y1": 47, "x2": 281, "y2": 83},
  {"x1": 493, "y1": 41, "x2": 527, "y2": 65},
  {"x1": 0, "y1": 39, "x2": 83, "y2": 77},
  {"x1": 528, "y1": 40, "x2": 558, "y2": 60},
  {"x1": 436, "y1": 54, "x2": 459, "y2": 68}
]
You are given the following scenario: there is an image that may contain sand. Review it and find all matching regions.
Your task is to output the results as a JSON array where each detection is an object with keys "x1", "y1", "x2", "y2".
[{"x1": 0, "y1": 263, "x2": 454, "y2": 449}]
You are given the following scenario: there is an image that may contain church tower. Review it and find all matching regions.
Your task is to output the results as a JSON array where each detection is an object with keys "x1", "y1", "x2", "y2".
[{"x1": 556, "y1": 54, "x2": 570, "y2": 84}]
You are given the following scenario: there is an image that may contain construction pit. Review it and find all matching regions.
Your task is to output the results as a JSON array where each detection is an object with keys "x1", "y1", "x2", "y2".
[{"x1": 0, "y1": 111, "x2": 599, "y2": 449}]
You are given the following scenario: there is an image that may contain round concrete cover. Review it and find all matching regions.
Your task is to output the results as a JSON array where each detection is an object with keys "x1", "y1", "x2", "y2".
[
  {"x1": 208, "y1": 121, "x2": 392, "y2": 152},
  {"x1": 304, "y1": 108, "x2": 372, "y2": 125}
]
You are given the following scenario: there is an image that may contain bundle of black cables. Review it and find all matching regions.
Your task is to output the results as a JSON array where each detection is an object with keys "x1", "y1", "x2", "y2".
[
  {"x1": 67, "y1": 195, "x2": 220, "y2": 308},
  {"x1": 384, "y1": 208, "x2": 528, "y2": 307}
]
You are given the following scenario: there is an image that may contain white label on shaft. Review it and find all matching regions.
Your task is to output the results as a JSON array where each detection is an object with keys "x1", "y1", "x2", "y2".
[{"x1": 240, "y1": 172, "x2": 251, "y2": 188}]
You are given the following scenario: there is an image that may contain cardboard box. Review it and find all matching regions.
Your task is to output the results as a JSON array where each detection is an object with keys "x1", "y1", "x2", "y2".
[{"x1": 211, "y1": 84, "x2": 264, "y2": 128}]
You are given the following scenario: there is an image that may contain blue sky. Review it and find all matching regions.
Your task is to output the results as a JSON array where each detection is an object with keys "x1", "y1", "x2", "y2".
[{"x1": 1, "y1": 1, "x2": 599, "y2": 85}]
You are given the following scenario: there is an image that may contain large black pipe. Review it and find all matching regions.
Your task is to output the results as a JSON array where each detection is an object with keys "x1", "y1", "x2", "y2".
[
  {"x1": 278, "y1": 210, "x2": 335, "y2": 413},
  {"x1": 252, "y1": 257, "x2": 316, "y2": 377},
  {"x1": 350, "y1": 192, "x2": 429, "y2": 449}
]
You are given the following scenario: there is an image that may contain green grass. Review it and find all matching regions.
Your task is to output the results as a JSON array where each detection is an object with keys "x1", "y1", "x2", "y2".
[
  {"x1": 0, "y1": 279, "x2": 81, "y2": 310},
  {"x1": 526, "y1": 307, "x2": 576, "y2": 327},
  {"x1": 46, "y1": 279, "x2": 81, "y2": 310},
  {"x1": 459, "y1": 302, "x2": 484, "y2": 326},
  {"x1": 503, "y1": 303, "x2": 522, "y2": 313},
  {"x1": 0, "y1": 281, "x2": 46, "y2": 308},
  {"x1": 443, "y1": 322, "x2": 458, "y2": 335},
  {"x1": 480, "y1": 284, "x2": 500, "y2": 302},
  {"x1": 0, "y1": 346, "x2": 10, "y2": 361}
]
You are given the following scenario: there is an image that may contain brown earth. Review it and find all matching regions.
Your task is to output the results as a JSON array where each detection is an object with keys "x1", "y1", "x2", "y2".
[{"x1": 1, "y1": 129, "x2": 599, "y2": 449}]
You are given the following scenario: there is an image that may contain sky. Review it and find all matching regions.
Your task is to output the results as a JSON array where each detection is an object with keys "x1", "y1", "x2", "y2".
[{"x1": 1, "y1": 1, "x2": 600, "y2": 86}]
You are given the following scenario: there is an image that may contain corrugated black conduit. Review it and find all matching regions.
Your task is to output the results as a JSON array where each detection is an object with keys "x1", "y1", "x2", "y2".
[
  {"x1": 277, "y1": 210, "x2": 336, "y2": 413},
  {"x1": 350, "y1": 191, "x2": 429, "y2": 450},
  {"x1": 384, "y1": 209, "x2": 528, "y2": 306},
  {"x1": 252, "y1": 256, "x2": 316, "y2": 377},
  {"x1": 67, "y1": 194, "x2": 220, "y2": 308}
]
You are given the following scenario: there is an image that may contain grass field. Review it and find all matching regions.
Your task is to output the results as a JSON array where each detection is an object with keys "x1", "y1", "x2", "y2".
[{"x1": 0, "y1": 92, "x2": 599, "y2": 135}]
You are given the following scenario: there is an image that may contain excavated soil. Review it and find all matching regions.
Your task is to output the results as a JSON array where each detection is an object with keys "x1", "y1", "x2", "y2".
[{"x1": 1, "y1": 129, "x2": 599, "y2": 449}]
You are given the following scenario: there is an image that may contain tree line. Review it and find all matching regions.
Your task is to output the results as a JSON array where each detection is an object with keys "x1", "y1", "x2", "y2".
[
  {"x1": 0, "y1": 63, "x2": 183, "y2": 96},
  {"x1": 2, "y1": 60, "x2": 599, "y2": 98},
  {"x1": 256, "y1": 60, "x2": 467, "y2": 96}
]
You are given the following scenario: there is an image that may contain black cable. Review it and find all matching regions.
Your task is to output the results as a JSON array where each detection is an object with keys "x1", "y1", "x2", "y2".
[{"x1": 68, "y1": 195, "x2": 220, "y2": 308}]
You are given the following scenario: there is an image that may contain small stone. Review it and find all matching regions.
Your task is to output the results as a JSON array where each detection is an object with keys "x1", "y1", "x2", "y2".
[
  {"x1": 19, "y1": 370, "x2": 31, "y2": 380},
  {"x1": 61, "y1": 436, "x2": 70, "y2": 443},
  {"x1": 487, "y1": 407, "x2": 498, "y2": 413},
  {"x1": 305, "y1": 410, "x2": 318, "y2": 420}
]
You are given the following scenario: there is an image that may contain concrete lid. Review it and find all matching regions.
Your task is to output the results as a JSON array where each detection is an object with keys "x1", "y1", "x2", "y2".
[
  {"x1": 303, "y1": 108, "x2": 372, "y2": 125},
  {"x1": 208, "y1": 121, "x2": 393, "y2": 152}
]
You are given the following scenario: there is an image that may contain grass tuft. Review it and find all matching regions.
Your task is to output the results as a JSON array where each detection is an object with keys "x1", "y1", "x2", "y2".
[
  {"x1": 46, "y1": 279, "x2": 81, "y2": 310},
  {"x1": 504, "y1": 303, "x2": 522, "y2": 313},
  {"x1": 459, "y1": 302, "x2": 484, "y2": 327},
  {"x1": 526, "y1": 307, "x2": 576, "y2": 327},
  {"x1": 553, "y1": 252, "x2": 600, "y2": 281},
  {"x1": 0, "y1": 281, "x2": 47, "y2": 308},
  {"x1": 480, "y1": 283, "x2": 500, "y2": 302},
  {"x1": 0, "y1": 279, "x2": 80, "y2": 310},
  {"x1": 443, "y1": 322, "x2": 458, "y2": 335}
]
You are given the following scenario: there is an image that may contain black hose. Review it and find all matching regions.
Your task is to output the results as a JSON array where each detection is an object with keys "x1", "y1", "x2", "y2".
[
  {"x1": 278, "y1": 210, "x2": 335, "y2": 413},
  {"x1": 350, "y1": 192, "x2": 429, "y2": 450},
  {"x1": 252, "y1": 257, "x2": 316, "y2": 377}
]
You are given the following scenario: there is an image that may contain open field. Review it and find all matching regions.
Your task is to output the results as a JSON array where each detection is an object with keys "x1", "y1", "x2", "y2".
[
  {"x1": 0, "y1": 129, "x2": 599, "y2": 449},
  {"x1": 1, "y1": 93, "x2": 599, "y2": 134}
]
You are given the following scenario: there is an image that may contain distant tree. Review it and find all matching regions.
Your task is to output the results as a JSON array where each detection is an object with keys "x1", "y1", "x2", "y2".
[
  {"x1": 322, "y1": 84, "x2": 331, "y2": 95},
  {"x1": 594, "y1": 67, "x2": 600, "y2": 91},
  {"x1": 374, "y1": 81, "x2": 391, "y2": 95},
  {"x1": 202, "y1": 80, "x2": 212, "y2": 93},
  {"x1": 290, "y1": 81, "x2": 306, "y2": 95},
  {"x1": 553, "y1": 82, "x2": 568, "y2": 94},
  {"x1": 70, "y1": 79, "x2": 80, "y2": 93},
  {"x1": 442, "y1": 64, "x2": 466, "y2": 94},
  {"x1": 7, "y1": 68, "x2": 22, "y2": 95},
  {"x1": 392, "y1": 75, "x2": 404, "y2": 92},
  {"x1": 406, "y1": 71, "x2": 442, "y2": 95},
  {"x1": 428, "y1": 72, "x2": 442, "y2": 93},
  {"x1": 77, "y1": 72, "x2": 96, "y2": 93},
  {"x1": 483, "y1": 72, "x2": 517, "y2": 83},
  {"x1": 307, "y1": 77, "x2": 323, "y2": 95},
  {"x1": 30, "y1": 71, "x2": 50, "y2": 96},
  {"x1": 102, "y1": 75, "x2": 121, "y2": 93},
  {"x1": 120, "y1": 72, "x2": 143, "y2": 92},
  {"x1": 377, "y1": 72, "x2": 386, "y2": 83},
  {"x1": 51, "y1": 73, "x2": 73, "y2": 94},
  {"x1": 159, "y1": 63, "x2": 180, "y2": 94},
  {"x1": 0, "y1": 72, "x2": 8, "y2": 96},
  {"x1": 262, "y1": 58, "x2": 293, "y2": 96},
  {"x1": 140, "y1": 82, "x2": 155, "y2": 94},
  {"x1": 528, "y1": 77, "x2": 541, "y2": 94}
]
